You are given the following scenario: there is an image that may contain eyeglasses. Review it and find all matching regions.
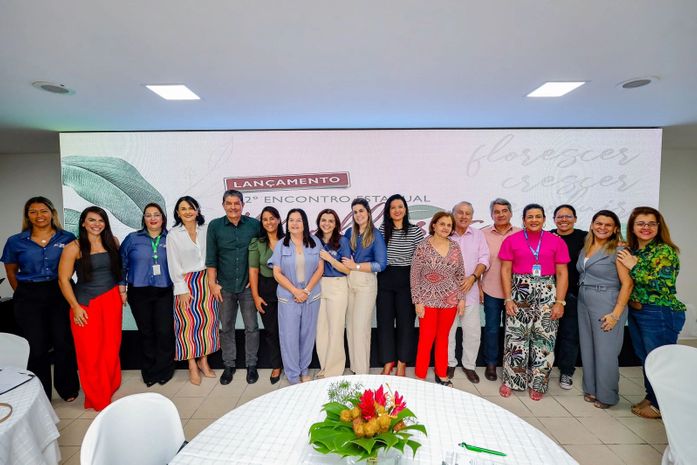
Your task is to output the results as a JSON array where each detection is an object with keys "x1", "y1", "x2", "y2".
[
  {"x1": 555, "y1": 215, "x2": 575, "y2": 220},
  {"x1": 635, "y1": 222, "x2": 659, "y2": 229},
  {"x1": 144, "y1": 214, "x2": 162, "y2": 219}
]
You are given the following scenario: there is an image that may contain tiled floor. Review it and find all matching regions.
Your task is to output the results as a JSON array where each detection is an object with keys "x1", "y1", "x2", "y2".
[{"x1": 54, "y1": 366, "x2": 669, "y2": 465}]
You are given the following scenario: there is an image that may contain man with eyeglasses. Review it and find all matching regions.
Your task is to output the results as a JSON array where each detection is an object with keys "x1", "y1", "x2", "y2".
[{"x1": 550, "y1": 204, "x2": 587, "y2": 390}]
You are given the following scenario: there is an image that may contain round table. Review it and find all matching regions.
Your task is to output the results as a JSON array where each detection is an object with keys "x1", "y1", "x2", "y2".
[
  {"x1": 0, "y1": 370, "x2": 61, "y2": 465},
  {"x1": 171, "y1": 375, "x2": 577, "y2": 465}
]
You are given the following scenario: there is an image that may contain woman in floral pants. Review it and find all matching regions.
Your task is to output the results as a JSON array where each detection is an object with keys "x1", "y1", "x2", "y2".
[{"x1": 498, "y1": 204, "x2": 570, "y2": 400}]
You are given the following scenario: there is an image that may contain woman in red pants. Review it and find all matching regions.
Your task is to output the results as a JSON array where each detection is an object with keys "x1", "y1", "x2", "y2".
[
  {"x1": 58, "y1": 206, "x2": 124, "y2": 411},
  {"x1": 410, "y1": 211, "x2": 466, "y2": 386}
]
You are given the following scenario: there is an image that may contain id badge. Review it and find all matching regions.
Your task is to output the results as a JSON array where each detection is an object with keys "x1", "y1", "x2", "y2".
[
  {"x1": 532, "y1": 264, "x2": 542, "y2": 277},
  {"x1": 152, "y1": 264, "x2": 161, "y2": 276}
]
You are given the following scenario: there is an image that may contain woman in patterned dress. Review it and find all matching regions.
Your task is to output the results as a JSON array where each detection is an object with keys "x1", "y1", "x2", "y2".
[
  {"x1": 617, "y1": 206, "x2": 685, "y2": 419},
  {"x1": 410, "y1": 211, "x2": 466, "y2": 387},
  {"x1": 166, "y1": 196, "x2": 220, "y2": 385},
  {"x1": 499, "y1": 204, "x2": 570, "y2": 400}
]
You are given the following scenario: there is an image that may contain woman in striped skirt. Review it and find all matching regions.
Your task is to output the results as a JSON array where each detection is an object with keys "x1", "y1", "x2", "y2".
[{"x1": 166, "y1": 196, "x2": 220, "y2": 385}]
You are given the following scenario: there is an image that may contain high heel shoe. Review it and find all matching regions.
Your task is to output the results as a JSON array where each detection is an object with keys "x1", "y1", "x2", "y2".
[
  {"x1": 396, "y1": 361, "x2": 407, "y2": 377},
  {"x1": 196, "y1": 360, "x2": 216, "y2": 378},
  {"x1": 435, "y1": 375, "x2": 453, "y2": 387},
  {"x1": 189, "y1": 366, "x2": 201, "y2": 386},
  {"x1": 381, "y1": 362, "x2": 395, "y2": 375},
  {"x1": 270, "y1": 368, "x2": 283, "y2": 385}
]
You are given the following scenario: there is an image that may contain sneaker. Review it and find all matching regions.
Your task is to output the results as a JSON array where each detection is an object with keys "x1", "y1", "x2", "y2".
[{"x1": 559, "y1": 374, "x2": 573, "y2": 390}]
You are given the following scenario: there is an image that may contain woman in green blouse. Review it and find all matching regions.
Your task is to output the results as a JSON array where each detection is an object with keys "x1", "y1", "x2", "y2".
[
  {"x1": 249, "y1": 206, "x2": 285, "y2": 384},
  {"x1": 617, "y1": 206, "x2": 685, "y2": 419}
]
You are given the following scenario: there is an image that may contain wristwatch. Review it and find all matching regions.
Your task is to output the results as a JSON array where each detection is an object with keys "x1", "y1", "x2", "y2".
[{"x1": 555, "y1": 300, "x2": 567, "y2": 306}]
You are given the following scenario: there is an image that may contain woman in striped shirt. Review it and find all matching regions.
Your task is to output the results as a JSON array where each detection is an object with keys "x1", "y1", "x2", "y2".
[{"x1": 377, "y1": 194, "x2": 425, "y2": 376}]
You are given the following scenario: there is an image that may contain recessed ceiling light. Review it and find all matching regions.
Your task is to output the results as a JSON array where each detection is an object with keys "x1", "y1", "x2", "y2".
[
  {"x1": 146, "y1": 84, "x2": 200, "y2": 100},
  {"x1": 618, "y1": 76, "x2": 657, "y2": 89},
  {"x1": 32, "y1": 81, "x2": 75, "y2": 95},
  {"x1": 527, "y1": 81, "x2": 586, "y2": 98}
]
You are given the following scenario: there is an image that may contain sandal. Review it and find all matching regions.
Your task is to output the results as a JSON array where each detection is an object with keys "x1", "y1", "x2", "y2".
[
  {"x1": 631, "y1": 398, "x2": 651, "y2": 412},
  {"x1": 188, "y1": 366, "x2": 201, "y2": 386},
  {"x1": 63, "y1": 394, "x2": 78, "y2": 403},
  {"x1": 499, "y1": 384, "x2": 512, "y2": 398},
  {"x1": 381, "y1": 362, "x2": 395, "y2": 375},
  {"x1": 435, "y1": 376, "x2": 453, "y2": 387},
  {"x1": 529, "y1": 389, "x2": 544, "y2": 401},
  {"x1": 396, "y1": 361, "x2": 407, "y2": 377},
  {"x1": 196, "y1": 360, "x2": 216, "y2": 378},
  {"x1": 583, "y1": 393, "x2": 597, "y2": 403},
  {"x1": 594, "y1": 400, "x2": 612, "y2": 409},
  {"x1": 633, "y1": 403, "x2": 661, "y2": 419}
]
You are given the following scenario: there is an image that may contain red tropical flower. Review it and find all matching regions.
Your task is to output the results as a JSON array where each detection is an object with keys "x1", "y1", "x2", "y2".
[
  {"x1": 375, "y1": 385, "x2": 387, "y2": 407},
  {"x1": 392, "y1": 391, "x2": 406, "y2": 416},
  {"x1": 358, "y1": 389, "x2": 376, "y2": 420}
]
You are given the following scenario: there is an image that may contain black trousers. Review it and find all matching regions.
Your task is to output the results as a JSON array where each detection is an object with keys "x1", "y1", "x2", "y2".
[
  {"x1": 555, "y1": 293, "x2": 579, "y2": 376},
  {"x1": 13, "y1": 280, "x2": 80, "y2": 400},
  {"x1": 258, "y1": 275, "x2": 282, "y2": 369},
  {"x1": 376, "y1": 266, "x2": 416, "y2": 365},
  {"x1": 127, "y1": 286, "x2": 175, "y2": 383}
]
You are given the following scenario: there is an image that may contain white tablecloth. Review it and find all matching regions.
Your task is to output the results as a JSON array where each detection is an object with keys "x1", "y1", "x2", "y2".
[
  {"x1": 0, "y1": 372, "x2": 61, "y2": 465},
  {"x1": 171, "y1": 375, "x2": 577, "y2": 465}
]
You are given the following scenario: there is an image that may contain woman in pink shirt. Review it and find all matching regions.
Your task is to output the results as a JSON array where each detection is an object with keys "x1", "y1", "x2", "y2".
[
  {"x1": 410, "y1": 212, "x2": 466, "y2": 387},
  {"x1": 498, "y1": 204, "x2": 569, "y2": 400}
]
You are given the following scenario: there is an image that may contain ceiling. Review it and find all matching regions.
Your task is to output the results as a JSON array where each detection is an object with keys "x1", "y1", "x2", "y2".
[{"x1": 2, "y1": 1, "x2": 697, "y2": 152}]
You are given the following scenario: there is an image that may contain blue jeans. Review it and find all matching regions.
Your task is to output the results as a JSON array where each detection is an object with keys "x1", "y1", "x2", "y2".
[
  {"x1": 483, "y1": 293, "x2": 505, "y2": 366},
  {"x1": 627, "y1": 304, "x2": 685, "y2": 408}
]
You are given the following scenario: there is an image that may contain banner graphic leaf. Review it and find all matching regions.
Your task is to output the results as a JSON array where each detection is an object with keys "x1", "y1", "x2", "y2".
[
  {"x1": 409, "y1": 204, "x2": 444, "y2": 221},
  {"x1": 64, "y1": 208, "x2": 81, "y2": 237},
  {"x1": 62, "y1": 156, "x2": 166, "y2": 229}
]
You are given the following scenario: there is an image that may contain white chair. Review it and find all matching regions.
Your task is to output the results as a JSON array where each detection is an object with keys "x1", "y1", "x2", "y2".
[
  {"x1": 81, "y1": 392, "x2": 186, "y2": 465},
  {"x1": 0, "y1": 332, "x2": 30, "y2": 368},
  {"x1": 645, "y1": 344, "x2": 697, "y2": 465}
]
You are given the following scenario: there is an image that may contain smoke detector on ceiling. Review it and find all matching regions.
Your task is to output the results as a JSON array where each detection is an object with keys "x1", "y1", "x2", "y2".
[
  {"x1": 32, "y1": 81, "x2": 75, "y2": 95},
  {"x1": 618, "y1": 76, "x2": 658, "y2": 89}
]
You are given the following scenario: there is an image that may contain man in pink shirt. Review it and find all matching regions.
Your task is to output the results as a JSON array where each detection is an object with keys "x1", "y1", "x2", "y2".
[
  {"x1": 447, "y1": 201, "x2": 490, "y2": 383},
  {"x1": 480, "y1": 198, "x2": 521, "y2": 381}
]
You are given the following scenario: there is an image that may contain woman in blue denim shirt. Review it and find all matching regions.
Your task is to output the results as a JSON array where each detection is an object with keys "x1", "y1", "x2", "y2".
[{"x1": 268, "y1": 209, "x2": 324, "y2": 384}]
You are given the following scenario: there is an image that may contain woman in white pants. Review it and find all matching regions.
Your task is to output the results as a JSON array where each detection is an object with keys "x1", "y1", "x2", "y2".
[
  {"x1": 342, "y1": 198, "x2": 387, "y2": 374},
  {"x1": 314, "y1": 209, "x2": 352, "y2": 378}
]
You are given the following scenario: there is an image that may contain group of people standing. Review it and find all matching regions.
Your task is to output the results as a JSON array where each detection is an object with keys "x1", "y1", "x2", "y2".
[{"x1": 1, "y1": 192, "x2": 685, "y2": 420}]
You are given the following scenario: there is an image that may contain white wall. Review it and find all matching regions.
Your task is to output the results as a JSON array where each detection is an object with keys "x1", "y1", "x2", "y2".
[
  {"x1": 660, "y1": 149, "x2": 697, "y2": 338},
  {"x1": 1, "y1": 146, "x2": 696, "y2": 337},
  {"x1": 0, "y1": 152, "x2": 63, "y2": 297}
]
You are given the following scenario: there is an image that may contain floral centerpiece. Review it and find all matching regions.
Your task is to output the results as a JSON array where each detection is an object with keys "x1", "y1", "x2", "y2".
[{"x1": 308, "y1": 381, "x2": 427, "y2": 463}]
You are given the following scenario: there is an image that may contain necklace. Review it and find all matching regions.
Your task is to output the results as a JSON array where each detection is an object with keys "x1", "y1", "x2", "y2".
[{"x1": 32, "y1": 230, "x2": 55, "y2": 246}]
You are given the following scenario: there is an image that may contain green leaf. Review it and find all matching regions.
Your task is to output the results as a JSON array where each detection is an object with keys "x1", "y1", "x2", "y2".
[
  {"x1": 323, "y1": 402, "x2": 349, "y2": 419},
  {"x1": 409, "y1": 204, "x2": 444, "y2": 220},
  {"x1": 406, "y1": 439, "x2": 422, "y2": 456},
  {"x1": 62, "y1": 156, "x2": 166, "y2": 229},
  {"x1": 312, "y1": 443, "x2": 331, "y2": 454},
  {"x1": 399, "y1": 424, "x2": 428, "y2": 435},
  {"x1": 393, "y1": 440, "x2": 405, "y2": 453},
  {"x1": 64, "y1": 208, "x2": 81, "y2": 237},
  {"x1": 376, "y1": 432, "x2": 399, "y2": 448},
  {"x1": 350, "y1": 437, "x2": 377, "y2": 453}
]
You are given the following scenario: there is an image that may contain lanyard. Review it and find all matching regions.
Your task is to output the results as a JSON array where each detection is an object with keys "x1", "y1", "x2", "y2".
[
  {"x1": 523, "y1": 229, "x2": 543, "y2": 263},
  {"x1": 150, "y1": 235, "x2": 162, "y2": 262}
]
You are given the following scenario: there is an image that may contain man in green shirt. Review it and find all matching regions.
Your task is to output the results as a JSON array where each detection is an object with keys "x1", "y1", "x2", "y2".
[{"x1": 207, "y1": 190, "x2": 261, "y2": 384}]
